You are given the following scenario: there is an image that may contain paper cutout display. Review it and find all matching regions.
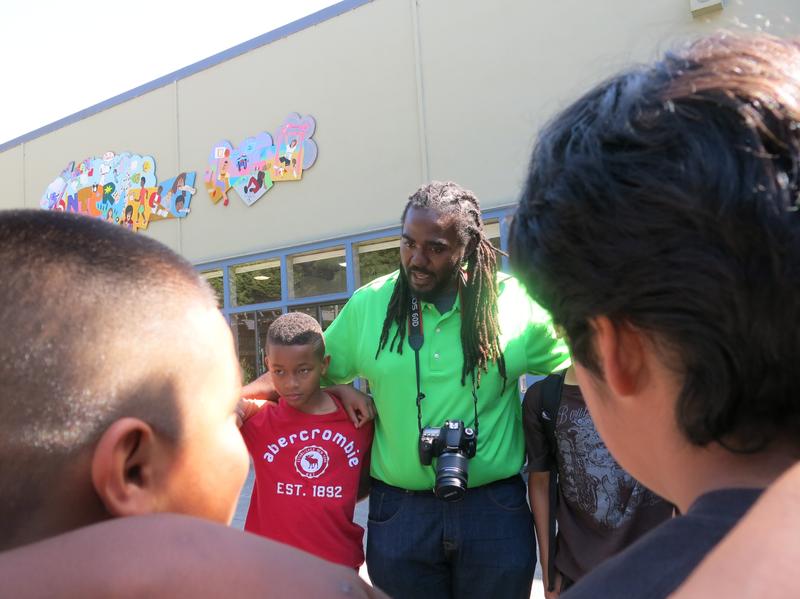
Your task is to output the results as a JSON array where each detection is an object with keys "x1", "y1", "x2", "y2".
[
  {"x1": 205, "y1": 113, "x2": 317, "y2": 207},
  {"x1": 41, "y1": 152, "x2": 196, "y2": 232}
]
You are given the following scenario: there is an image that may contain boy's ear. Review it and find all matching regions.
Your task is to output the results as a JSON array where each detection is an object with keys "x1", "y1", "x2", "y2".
[
  {"x1": 320, "y1": 354, "x2": 331, "y2": 376},
  {"x1": 90, "y1": 418, "x2": 168, "y2": 518},
  {"x1": 590, "y1": 316, "x2": 644, "y2": 397}
]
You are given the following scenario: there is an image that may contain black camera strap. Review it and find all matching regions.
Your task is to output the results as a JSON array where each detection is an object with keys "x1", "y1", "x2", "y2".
[
  {"x1": 408, "y1": 295, "x2": 426, "y2": 435},
  {"x1": 408, "y1": 295, "x2": 479, "y2": 437}
]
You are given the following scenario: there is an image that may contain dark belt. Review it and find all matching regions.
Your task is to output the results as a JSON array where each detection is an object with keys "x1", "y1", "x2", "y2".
[{"x1": 371, "y1": 474, "x2": 520, "y2": 496}]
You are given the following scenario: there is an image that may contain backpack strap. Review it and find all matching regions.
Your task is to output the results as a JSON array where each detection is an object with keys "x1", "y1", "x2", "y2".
[{"x1": 539, "y1": 370, "x2": 565, "y2": 592}]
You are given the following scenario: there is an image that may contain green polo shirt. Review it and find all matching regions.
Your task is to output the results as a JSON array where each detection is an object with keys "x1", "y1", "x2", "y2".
[{"x1": 323, "y1": 270, "x2": 569, "y2": 490}]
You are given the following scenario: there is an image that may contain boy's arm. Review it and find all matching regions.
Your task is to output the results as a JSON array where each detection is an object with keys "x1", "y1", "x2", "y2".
[
  {"x1": 0, "y1": 514, "x2": 387, "y2": 598},
  {"x1": 239, "y1": 373, "x2": 374, "y2": 428},
  {"x1": 357, "y1": 469, "x2": 371, "y2": 501},
  {"x1": 356, "y1": 437, "x2": 373, "y2": 500},
  {"x1": 529, "y1": 472, "x2": 560, "y2": 598},
  {"x1": 521, "y1": 382, "x2": 559, "y2": 594},
  {"x1": 241, "y1": 371, "x2": 280, "y2": 402}
]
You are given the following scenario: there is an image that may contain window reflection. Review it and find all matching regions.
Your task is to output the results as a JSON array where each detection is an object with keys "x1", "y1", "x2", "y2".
[
  {"x1": 485, "y1": 220, "x2": 501, "y2": 251},
  {"x1": 288, "y1": 248, "x2": 346, "y2": 298},
  {"x1": 232, "y1": 312, "x2": 257, "y2": 384},
  {"x1": 231, "y1": 259, "x2": 281, "y2": 306},
  {"x1": 232, "y1": 309, "x2": 282, "y2": 384},
  {"x1": 200, "y1": 269, "x2": 224, "y2": 308},
  {"x1": 207, "y1": 212, "x2": 510, "y2": 391},
  {"x1": 290, "y1": 301, "x2": 346, "y2": 330},
  {"x1": 356, "y1": 237, "x2": 400, "y2": 286},
  {"x1": 256, "y1": 309, "x2": 282, "y2": 378}
]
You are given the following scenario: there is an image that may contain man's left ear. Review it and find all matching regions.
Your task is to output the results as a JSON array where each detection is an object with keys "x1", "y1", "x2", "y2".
[{"x1": 464, "y1": 237, "x2": 478, "y2": 263}]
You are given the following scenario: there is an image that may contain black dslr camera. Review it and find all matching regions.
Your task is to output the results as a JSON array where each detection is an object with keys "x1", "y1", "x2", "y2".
[{"x1": 418, "y1": 420, "x2": 477, "y2": 501}]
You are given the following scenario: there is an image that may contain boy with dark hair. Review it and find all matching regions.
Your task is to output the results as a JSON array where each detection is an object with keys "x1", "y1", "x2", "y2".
[
  {"x1": 239, "y1": 311, "x2": 373, "y2": 570},
  {"x1": 0, "y1": 210, "x2": 381, "y2": 597},
  {"x1": 510, "y1": 34, "x2": 800, "y2": 599},
  {"x1": 523, "y1": 366, "x2": 672, "y2": 596}
]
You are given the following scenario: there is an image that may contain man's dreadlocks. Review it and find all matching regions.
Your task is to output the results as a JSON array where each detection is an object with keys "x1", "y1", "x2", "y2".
[{"x1": 376, "y1": 181, "x2": 506, "y2": 387}]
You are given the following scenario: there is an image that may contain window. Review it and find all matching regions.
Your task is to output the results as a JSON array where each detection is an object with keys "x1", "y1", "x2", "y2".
[
  {"x1": 356, "y1": 237, "x2": 400, "y2": 287},
  {"x1": 232, "y1": 309, "x2": 282, "y2": 384},
  {"x1": 230, "y1": 259, "x2": 281, "y2": 306},
  {"x1": 288, "y1": 247, "x2": 347, "y2": 298},
  {"x1": 290, "y1": 301, "x2": 346, "y2": 330},
  {"x1": 197, "y1": 208, "x2": 514, "y2": 387},
  {"x1": 485, "y1": 220, "x2": 501, "y2": 251},
  {"x1": 232, "y1": 312, "x2": 257, "y2": 384},
  {"x1": 200, "y1": 269, "x2": 224, "y2": 308}
]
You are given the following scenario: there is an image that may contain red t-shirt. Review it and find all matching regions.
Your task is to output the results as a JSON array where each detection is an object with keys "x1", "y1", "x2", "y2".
[{"x1": 240, "y1": 394, "x2": 373, "y2": 568}]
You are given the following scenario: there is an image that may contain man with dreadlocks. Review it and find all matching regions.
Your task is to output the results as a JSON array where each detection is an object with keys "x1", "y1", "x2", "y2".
[{"x1": 317, "y1": 180, "x2": 569, "y2": 598}]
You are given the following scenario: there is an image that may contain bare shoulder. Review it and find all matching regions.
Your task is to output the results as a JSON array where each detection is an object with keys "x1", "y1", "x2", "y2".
[{"x1": 0, "y1": 515, "x2": 387, "y2": 598}]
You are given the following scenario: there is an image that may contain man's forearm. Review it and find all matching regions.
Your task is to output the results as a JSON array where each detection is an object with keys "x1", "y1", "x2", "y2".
[{"x1": 240, "y1": 371, "x2": 279, "y2": 402}]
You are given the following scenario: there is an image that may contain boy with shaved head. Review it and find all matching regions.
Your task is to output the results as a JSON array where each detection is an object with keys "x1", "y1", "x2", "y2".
[
  {"x1": 0, "y1": 209, "x2": 246, "y2": 548},
  {"x1": 0, "y1": 210, "x2": 382, "y2": 597}
]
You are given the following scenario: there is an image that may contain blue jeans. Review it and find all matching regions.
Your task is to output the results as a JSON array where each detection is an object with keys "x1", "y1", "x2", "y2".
[{"x1": 366, "y1": 475, "x2": 535, "y2": 599}]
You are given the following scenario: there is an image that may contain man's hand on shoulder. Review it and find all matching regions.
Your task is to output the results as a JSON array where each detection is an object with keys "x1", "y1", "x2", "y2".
[
  {"x1": 236, "y1": 398, "x2": 267, "y2": 427},
  {"x1": 328, "y1": 384, "x2": 376, "y2": 428}
]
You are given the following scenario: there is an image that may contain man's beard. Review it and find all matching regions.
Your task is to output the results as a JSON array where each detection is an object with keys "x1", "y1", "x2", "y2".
[{"x1": 403, "y1": 261, "x2": 463, "y2": 302}]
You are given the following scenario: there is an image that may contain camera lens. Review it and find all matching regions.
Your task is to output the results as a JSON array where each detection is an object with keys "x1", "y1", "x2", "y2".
[{"x1": 434, "y1": 452, "x2": 469, "y2": 501}]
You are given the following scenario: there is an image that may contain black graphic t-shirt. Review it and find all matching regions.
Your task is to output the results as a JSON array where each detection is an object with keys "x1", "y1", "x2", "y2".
[
  {"x1": 523, "y1": 382, "x2": 673, "y2": 581},
  {"x1": 562, "y1": 488, "x2": 762, "y2": 599}
]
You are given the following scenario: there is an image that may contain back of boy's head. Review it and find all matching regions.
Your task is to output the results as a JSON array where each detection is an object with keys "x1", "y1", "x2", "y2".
[
  {"x1": 267, "y1": 312, "x2": 325, "y2": 359},
  {"x1": 511, "y1": 34, "x2": 800, "y2": 452},
  {"x1": 0, "y1": 210, "x2": 218, "y2": 546}
]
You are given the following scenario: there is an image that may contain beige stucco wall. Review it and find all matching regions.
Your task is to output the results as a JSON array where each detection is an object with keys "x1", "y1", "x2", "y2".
[
  {"x1": 1, "y1": 0, "x2": 799, "y2": 264},
  {"x1": 0, "y1": 145, "x2": 24, "y2": 211},
  {"x1": 419, "y1": 0, "x2": 800, "y2": 204},
  {"x1": 22, "y1": 84, "x2": 183, "y2": 250},
  {"x1": 177, "y1": 0, "x2": 422, "y2": 261}
]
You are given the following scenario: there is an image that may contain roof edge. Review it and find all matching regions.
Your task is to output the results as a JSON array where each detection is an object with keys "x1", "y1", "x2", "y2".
[{"x1": 0, "y1": 0, "x2": 373, "y2": 153}]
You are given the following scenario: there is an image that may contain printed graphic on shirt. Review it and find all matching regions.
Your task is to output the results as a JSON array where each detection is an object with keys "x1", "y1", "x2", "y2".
[
  {"x1": 556, "y1": 404, "x2": 661, "y2": 529},
  {"x1": 294, "y1": 445, "x2": 330, "y2": 479},
  {"x1": 260, "y1": 427, "x2": 362, "y2": 467}
]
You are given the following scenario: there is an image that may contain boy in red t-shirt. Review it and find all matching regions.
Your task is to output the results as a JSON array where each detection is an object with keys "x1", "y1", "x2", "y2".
[{"x1": 238, "y1": 312, "x2": 373, "y2": 569}]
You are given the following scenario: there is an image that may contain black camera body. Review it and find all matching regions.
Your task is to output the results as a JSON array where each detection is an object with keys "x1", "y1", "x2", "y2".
[{"x1": 418, "y1": 420, "x2": 477, "y2": 501}]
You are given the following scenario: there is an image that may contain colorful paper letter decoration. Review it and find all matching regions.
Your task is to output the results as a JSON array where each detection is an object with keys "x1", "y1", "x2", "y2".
[
  {"x1": 41, "y1": 152, "x2": 196, "y2": 232},
  {"x1": 205, "y1": 113, "x2": 317, "y2": 207}
]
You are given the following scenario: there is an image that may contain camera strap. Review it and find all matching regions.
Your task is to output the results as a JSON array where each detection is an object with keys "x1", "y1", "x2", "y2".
[
  {"x1": 408, "y1": 295, "x2": 425, "y2": 434},
  {"x1": 408, "y1": 295, "x2": 479, "y2": 437}
]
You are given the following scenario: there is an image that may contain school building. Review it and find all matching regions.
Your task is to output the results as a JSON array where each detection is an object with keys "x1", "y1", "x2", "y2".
[{"x1": 1, "y1": 0, "x2": 797, "y2": 382}]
